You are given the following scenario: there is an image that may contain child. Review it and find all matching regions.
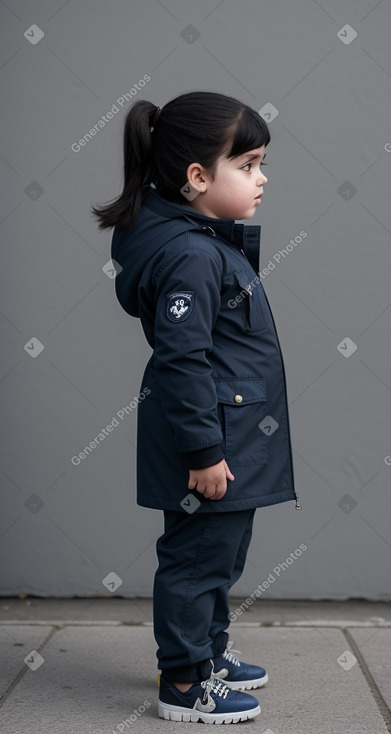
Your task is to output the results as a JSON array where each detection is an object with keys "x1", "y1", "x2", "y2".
[{"x1": 91, "y1": 91, "x2": 300, "y2": 725}]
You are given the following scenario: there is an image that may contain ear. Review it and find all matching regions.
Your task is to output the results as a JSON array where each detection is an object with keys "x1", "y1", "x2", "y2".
[{"x1": 185, "y1": 162, "x2": 208, "y2": 193}]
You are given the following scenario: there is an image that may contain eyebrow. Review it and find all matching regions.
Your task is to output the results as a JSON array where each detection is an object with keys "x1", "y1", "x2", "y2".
[{"x1": 243, "y1": 152, "x2": 266, "y2": 161}]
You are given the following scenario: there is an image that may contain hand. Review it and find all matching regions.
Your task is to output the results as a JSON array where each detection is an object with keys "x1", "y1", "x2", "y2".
[{"x1": 188, "y1": 459, "x2": 235, "y2": 500}]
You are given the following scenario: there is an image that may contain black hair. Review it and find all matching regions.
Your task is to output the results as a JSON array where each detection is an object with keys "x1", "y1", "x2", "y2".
[{"x1": 91, "y1": 90, "x2": 270, "y2": 232}]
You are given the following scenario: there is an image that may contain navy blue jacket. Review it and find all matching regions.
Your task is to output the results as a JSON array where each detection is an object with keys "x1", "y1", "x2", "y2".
[{"x1": 111, "y1": 186, "x2": 299, "y2": 512}]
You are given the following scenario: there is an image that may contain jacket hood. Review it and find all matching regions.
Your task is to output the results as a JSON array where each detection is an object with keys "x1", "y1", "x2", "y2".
[{"x1": 111, "y1": 185, "x2": 261, "y2": 318}]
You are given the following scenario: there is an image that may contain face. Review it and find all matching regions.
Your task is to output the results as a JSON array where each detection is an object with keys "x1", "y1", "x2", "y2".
[{"x1": 184, "y1": 145, "x2": 268, "y2": 220}]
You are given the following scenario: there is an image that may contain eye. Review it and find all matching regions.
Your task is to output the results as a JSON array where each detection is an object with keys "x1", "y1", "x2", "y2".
[{"x1": 242, "y1": 161, "x2": 267, "y2": 171}]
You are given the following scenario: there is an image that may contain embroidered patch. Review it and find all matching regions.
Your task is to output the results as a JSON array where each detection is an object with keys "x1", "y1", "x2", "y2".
[{"x1": 166, "y1": 291, "x2": 195, "y2": 322}]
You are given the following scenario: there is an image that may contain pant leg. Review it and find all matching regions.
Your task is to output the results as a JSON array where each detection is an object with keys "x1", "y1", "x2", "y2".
[
  {"x1": 209, "y1": 509, "x2": 256, "y2": 650},
  {"x1": 153, "y1": 507, "x2": 255, "y2": 682}
]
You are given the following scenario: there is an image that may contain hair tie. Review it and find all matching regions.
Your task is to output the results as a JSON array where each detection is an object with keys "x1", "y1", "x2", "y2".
[{"x1": 152, "y1": 106, "x2": 162, "y2": 127}]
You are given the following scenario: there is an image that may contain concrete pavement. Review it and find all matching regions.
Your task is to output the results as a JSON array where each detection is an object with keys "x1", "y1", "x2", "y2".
[{"x1": 1, "y1": 598, "x2": 390, "y2": 733}]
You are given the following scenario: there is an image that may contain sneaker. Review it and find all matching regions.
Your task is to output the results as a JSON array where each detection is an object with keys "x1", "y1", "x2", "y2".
[
  {"x1": 158, "y1": 661, "x2": 261, "y2": 724},
  {"x1": 213, "y1": 644, "x2": 268, "y2": 690}
]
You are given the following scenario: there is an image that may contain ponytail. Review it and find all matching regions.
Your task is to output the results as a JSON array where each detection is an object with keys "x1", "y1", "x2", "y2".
[
  {"x1": 91, "y1": 91, "x2": 270, "y2": 232},
  {"x1": 91, "y1": 100, "x2": 158, "y2": 231}
]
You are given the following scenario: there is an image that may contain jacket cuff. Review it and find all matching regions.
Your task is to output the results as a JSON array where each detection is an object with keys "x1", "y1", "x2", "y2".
[{"x1": 183, "y1": 444, "x2": 225, "y2": 470}]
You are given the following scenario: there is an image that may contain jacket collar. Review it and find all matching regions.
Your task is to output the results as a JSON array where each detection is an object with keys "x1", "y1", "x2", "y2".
[{"x1": 143, "y1": 186, "x2": 262, "y2": 270}]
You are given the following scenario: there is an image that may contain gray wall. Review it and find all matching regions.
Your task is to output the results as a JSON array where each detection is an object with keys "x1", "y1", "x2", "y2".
[{"x1": 1, "y1": 0, "x2": 390, "y2": 600}]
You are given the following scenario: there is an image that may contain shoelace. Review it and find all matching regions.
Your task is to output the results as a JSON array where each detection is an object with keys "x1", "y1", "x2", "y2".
[
  {"x1": 223, "y1": 641, "x2": 242, "y2": 666},
  {"x1": 200, "y1": 661, "x2": 230, "y2": 701},
  {"x1": 222, "y1": 649, "x2": 241, "y2": 666},
  {"x1": 226, "y1": 640, "x2": 242, "y2": 656}
]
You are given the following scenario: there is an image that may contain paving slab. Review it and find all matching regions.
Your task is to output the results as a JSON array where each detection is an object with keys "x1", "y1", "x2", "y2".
[
  {"x1": 0, "y1": 624, "x2": 53, "y2": 699},
  {"x1": 349, "y1": 628, "x2": 391, "y2": 711},
  {"x1": 232, "y1": 627, "x2": 389, "y2": 734},
  {"x1": 0, "y1": 626, "x2": 157, "y2": 734},
  {"x1": 1, "y1": 624, "x2": 389, "y2": 734}
]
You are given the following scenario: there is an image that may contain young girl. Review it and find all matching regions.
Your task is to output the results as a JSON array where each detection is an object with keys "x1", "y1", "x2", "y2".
[{"x1": 92, "y1": 91, "x2": 300, "y2": 725}]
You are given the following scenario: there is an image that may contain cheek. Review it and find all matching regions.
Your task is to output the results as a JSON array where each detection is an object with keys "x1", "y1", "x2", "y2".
[
  {"x1": 229, "y1": 172, "x2": 249, "y2": 193},
  {"x1": 236, "y1": 176, "x2": 252, "y2": 198},
  {"x1": 237, "y1": 172, "x2": 252, "y2": 188}
]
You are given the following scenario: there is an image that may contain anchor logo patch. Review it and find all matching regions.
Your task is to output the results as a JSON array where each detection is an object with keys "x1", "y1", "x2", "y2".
[{"x1": 167, "y1": 291, "x2": 194, "y2": 322}]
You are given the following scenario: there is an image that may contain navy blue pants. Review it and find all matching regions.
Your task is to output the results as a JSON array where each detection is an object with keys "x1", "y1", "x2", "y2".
[{"x1": 153, "y1": 507, "x2": 256, "y2": 682}]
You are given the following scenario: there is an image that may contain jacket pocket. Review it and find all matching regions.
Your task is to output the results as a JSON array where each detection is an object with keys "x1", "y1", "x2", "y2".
[
  {"x1": 213, "y1": 376, "x2": 268, "y2": 466},
  {"x1": 233, "y1": 268, "x2": 266, "y2": 332}
]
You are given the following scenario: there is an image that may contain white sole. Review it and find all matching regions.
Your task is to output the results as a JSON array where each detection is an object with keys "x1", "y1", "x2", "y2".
[
  {"x1": 215, "y1": 672, "x2": 269, "y2": 690},
  {"x1": 158, "y1": 700, "x2": 261, "y2": 724}
]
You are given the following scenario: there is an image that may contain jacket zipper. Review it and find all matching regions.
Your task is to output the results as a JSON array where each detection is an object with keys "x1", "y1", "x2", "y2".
[{"x1": 240, "y1": 248, "x2": 302, "y2": 510}]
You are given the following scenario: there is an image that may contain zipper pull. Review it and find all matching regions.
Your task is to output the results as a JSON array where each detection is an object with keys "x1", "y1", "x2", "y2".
[
  {"x1": 294, "y1": 492, "x2": 302, "y2": 510},
  {"x1": 240, "y1": 247, "x2": 251, "y2": 264}
]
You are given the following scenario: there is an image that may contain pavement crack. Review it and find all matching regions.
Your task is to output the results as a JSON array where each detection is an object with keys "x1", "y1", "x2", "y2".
[
  {"x1": 343, "y1": 628, "x2": 391, "y2": 733},
  {"x1": 0, "y1": 626, "x2": 59, "y2": 709}
]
